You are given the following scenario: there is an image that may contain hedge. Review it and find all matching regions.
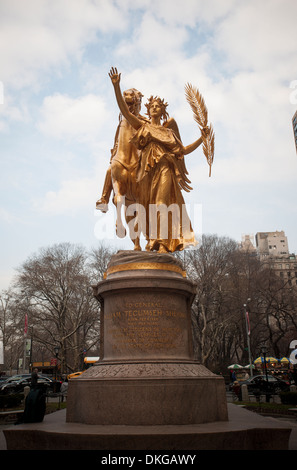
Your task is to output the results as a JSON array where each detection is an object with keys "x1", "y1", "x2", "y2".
[
  {"x1": 279, "y1": 392, "x2": 297, "y2": 405},
  {"x1": 0, "y1": 393, "x2": 24, "y2": 409}
]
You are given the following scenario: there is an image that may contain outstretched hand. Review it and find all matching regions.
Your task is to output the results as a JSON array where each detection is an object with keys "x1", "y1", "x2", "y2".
[
  {"x1": 201, "y1": 126, "x2": 210, "y2": 139},
  {"x1": 109, "y1": 67, "x2": 121, "y2": 86}
]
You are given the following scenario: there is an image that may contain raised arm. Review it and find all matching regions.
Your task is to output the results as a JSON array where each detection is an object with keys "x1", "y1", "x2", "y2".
[{"x1": 109, "y1": 67, "x2": 142, "y2": 130}]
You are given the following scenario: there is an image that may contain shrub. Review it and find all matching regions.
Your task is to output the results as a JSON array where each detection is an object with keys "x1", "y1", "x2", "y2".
[
  {"x1": 280, "y1": 392, "x2": 297, "y2": 405},
  {"x1": 0, "y1": 393, "x2": 24, "y2": 409}
]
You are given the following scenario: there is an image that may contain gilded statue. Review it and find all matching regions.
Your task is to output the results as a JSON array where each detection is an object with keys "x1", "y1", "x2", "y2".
[
  {"x1": 96, "y1": 67, "x2": 214, "y2": 254},
  {"x1": 96, "y1": 87, "x2": 148, "y2": 250}
]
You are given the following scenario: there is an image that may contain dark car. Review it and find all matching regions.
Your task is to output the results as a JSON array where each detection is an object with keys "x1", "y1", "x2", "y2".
[
  {"x1": 0, "y1": 375, "x2": 54, "y2": 395},
  {"x1": 0, "y1": 376, "x2": 10, "y2": 385},
  {"x1": 1, "y1": 374, "x2": 31, "y2": 383},
  {"x1": 240, "y1": 374, "x2": 290, "y2": 395}
]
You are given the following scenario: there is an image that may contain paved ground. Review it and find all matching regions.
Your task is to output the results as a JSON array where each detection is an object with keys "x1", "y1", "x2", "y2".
[
  {"x1": 1, "y1": 409, "x2": 297, "y2": 451},
  {"x1": 1, "y1": 393, "x2": 297, "y2": 451},
  {"x1": 0, "y1": 426, "x2": 6, "y2": 450},
  {"x1": 276, "y1": 417, "x2": 297, "y2": 450},
  {"x1": 225, "y1": 390, "x2": 297, "y2": 450}
]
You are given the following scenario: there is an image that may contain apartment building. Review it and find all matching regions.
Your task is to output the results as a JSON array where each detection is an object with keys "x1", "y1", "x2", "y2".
[
  {"x1": 240, "y1": 231, "x2": 297, "y2": 286},
  {"x1": 255, "y1": 231, "x2": 289, "y2": 259},
  {"x1": 272, "y1": 255, "x2": 297, "y2": 286}
]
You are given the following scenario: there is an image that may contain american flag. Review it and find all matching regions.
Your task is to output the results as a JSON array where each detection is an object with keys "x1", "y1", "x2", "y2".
[{"x1": 246, "y1": 310, "x2": 250, "y2": 335}]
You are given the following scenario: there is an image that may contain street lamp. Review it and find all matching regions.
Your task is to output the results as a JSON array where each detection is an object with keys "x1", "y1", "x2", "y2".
[
  {"x1": 261, "y1": 345, "x2": 269, "y2": 382},
  {"x1": 261, "y1": 345, "x2": 270, "y2": 402},
  {"x1": 243, "y1": 299, "x2": 253, "y2": 377}
]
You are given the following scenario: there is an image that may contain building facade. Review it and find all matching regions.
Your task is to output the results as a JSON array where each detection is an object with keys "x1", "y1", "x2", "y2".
[
  {"x1": 241, "y1": 231, "x2": 297, "y2": 287},
  {"x1": 255, "y1": 231, "x2": 289, "y2": 259},
  {"x1": 271, "y1": 255, "x2": 297, "y2": 287}
]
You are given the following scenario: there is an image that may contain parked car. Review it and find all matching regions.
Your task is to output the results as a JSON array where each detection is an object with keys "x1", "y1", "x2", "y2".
[
  {"x1": 0, "y1": 375, "x2": 11, "y2": 385},
  {"x1": 1, "y1": 374, "x2": 31, "y2": 383},
  {"x1": 0, "y1": 374, "x2": 31, "y2": 388},
  {"x1": 0, "y1": 375, "x2": 54, "y2": 395},
  {"x1": 239, "y1": 374, "x2": 290, "y2": 395}
]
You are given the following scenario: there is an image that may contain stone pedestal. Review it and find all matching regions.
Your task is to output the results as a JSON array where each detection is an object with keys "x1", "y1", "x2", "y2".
[
  {"x1": 4, "y1": 250, "x2": 291, "y2": 450},
  {"x1": 66, "y1": 251, "x2": 228, "y2": 426}
]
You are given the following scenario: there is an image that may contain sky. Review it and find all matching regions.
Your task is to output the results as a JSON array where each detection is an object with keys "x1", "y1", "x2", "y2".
[{"x1": 1, "y1": 0, "x2": 297, "y2": 291}]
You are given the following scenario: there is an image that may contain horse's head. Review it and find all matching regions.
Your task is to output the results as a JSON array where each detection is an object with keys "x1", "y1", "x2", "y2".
[{"x1": 123, "y1": 88, "x2": 143, "y2": 115}]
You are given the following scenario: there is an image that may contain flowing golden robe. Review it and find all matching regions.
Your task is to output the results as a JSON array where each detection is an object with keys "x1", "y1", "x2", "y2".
[{"x1": 130, "y1": 123, "x2": 197, "y2": 252}]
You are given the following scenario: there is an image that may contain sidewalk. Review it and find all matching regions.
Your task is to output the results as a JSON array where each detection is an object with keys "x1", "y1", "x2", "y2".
[{"x1": 1, "y1": 404, "x2": 294, "y2": 450}]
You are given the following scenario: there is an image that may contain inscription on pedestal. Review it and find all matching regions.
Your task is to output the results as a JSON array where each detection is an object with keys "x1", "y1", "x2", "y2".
[{"x1": 103, "y1": 295, "x2": 191, "y2": 360}]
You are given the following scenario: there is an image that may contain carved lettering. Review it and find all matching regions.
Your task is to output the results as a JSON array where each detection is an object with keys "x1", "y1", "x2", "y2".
[{"x1": 105, "y1": 303, "x2": 186, "y2": 353}]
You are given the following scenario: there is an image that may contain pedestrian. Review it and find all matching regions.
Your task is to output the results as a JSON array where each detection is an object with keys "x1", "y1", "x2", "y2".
[
  {"x1": 232, "y1": 381, "x2": 241, "y2": 400},
  {"x1": 24, "y1": 368, "x2": 46, "y2": 423},
  {"x1": 60, "y1": 378, "x2": 68, "y2": 402}
]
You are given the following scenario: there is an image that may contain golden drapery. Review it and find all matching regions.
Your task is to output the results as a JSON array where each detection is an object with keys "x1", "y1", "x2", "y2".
[{"x1": 131, "y1": 123, "x2": 197, "y2": 252}]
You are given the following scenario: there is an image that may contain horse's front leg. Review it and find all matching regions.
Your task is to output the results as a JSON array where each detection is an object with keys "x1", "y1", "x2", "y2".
[
  {"x1": 133, "y1": 236, "x2": 141, "y2": 251},
  {"x1": 114, "y1": 193, "x2": 127, "y2": 238}
]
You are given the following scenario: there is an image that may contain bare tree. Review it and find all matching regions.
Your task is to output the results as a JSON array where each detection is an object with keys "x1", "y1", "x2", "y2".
[
  {"x1": 14, "y1": 243, "x2": 100, "y2": 373},
  {"x1": 186, "y1": 235, "x2": 297, "y2": 371},
  {"x1": 186, "y1": 234, "x2": 240, "y2": 369},
  {"x1": 0, "y1": 289, "x2": 26, "y2": 373},
  {"x1": 254, "y1": 261, "x2": 297, "y2": 358},
  {"x1": 88, "y1": 243, "x2": 117, "y2": 283}
]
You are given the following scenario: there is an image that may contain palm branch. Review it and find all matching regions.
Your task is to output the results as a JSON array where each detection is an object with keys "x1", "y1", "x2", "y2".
[{"x1": 184, "y1": 82, "x2": 215, "y2": 176}]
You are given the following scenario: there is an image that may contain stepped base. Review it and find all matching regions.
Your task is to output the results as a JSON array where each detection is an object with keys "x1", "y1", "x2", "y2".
[{"x1": 3, "y1": 405, "x2": 292, "y2": 450}]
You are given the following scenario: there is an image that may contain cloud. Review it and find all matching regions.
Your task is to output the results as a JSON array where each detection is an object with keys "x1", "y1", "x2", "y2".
[
  {"x1": 0, "y1": 90, "x2": 30, "y2": 131},
  {"x1": 215, "y1": 0, "x2": 297, "y2": 74},
  {"x1": 33, "y1": 152, "x2": 110, "y2": 216},
  {"x1": 116, "y1": 11, "x2": 189, "y2": 63},
  {"x1": 119, "y1": 0, "x2": 237, "y2": 27},
  {"x1": 37, "y1": 93, "x2": 110, "y2": 144},
  {"x1": 0, "y1": 0, "x2": 128, "y2": 89},
  {"x1": 0, "y1": 207, "x2": 20, "y2": 224},
  {"x1": 34, "y1": 177, "x2": 98, "y2": 215}
]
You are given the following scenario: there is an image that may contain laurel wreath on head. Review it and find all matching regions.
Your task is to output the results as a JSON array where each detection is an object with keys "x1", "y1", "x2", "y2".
[{"x1": 184, "y1": 83, "x2": 215, "y2": 177}]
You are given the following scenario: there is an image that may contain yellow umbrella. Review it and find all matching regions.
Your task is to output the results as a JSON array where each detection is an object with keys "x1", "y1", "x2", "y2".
[
  {"x1": 253, "y1": 356, "x2": 278, "y2": 364},
  {"x1": 254, "y1": 357, "x2": 263, "y2": 364},
  {"x1": 280, "y1": 357, "x2": 290, "y2": 363},
  {"x1": 266, "y1": 357, "x2": 278, "y2": 363}
]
